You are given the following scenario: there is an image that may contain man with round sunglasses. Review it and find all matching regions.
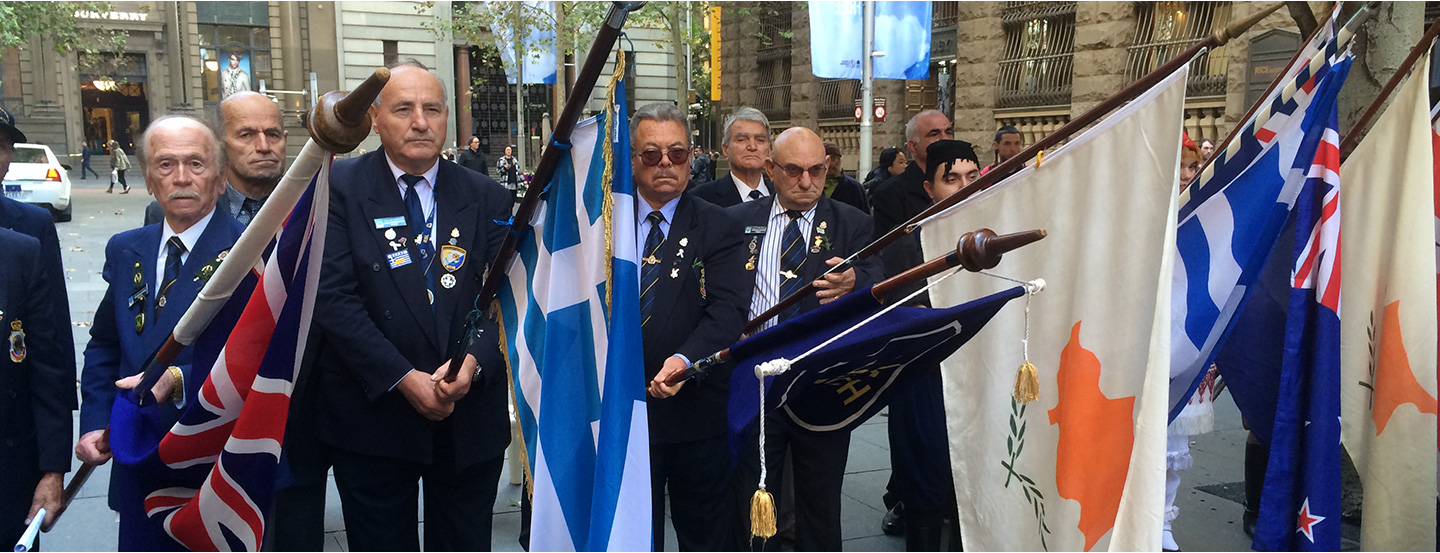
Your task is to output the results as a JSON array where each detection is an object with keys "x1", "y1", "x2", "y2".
[
  {"x1": 726, "y1": 127, "x2": 883, "y2": 551},
  {"x1": 691, "y1": 107, "x2": 775, "y2": 207},
  {"x1": 630, "y1": 101, "x2": 751, "y2": 551}
]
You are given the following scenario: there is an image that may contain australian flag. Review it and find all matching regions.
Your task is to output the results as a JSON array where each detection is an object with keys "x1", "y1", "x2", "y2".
[
  {"x1": 1212, "y1": 66, "x2": 1348, "y2": 551},
  {"x1": 110, "y1": 162, "x2": 330, "y2": 551},
  {"x1": 726, "y1": 283, "x2": 1022, "y2": 459}
]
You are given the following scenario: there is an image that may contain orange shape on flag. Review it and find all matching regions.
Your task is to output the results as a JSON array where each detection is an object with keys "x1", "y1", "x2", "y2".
[
  {"x1": 1047, "y1": 321, "x2": 1134, "y2": 552},
  {"x1": 1371, "y1": 300, "x2": 1438, "y2": 435}
]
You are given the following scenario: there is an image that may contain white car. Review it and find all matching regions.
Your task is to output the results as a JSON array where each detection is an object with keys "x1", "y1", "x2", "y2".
[{"x1": 3, "y1": 143, "x2": 73, "y2": 222}]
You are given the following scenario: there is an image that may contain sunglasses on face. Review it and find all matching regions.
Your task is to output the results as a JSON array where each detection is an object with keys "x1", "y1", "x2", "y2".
[
  {"x1": 636, "y1": 147, "x2": 690, "y2": 167},
  {"x1": 777, "y1": 163, "x2": 828, "y2": 179}
]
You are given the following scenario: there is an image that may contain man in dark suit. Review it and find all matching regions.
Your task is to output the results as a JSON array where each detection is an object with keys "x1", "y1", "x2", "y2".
[
  {"x1": 456, "y1": 135, "x2": 490, "y2": 177},
  {"x1": 821, "y1": 141, "x2": 870, "y2": 214},
  {"x1": 631, "y1": 102, "x2": 751, "y2": 551},
  {"x1": 0, "y1": 106, "x2": 74, "y2": 548},
  {"x1": 75, "y1": 115, "x2": 246, "y2": 550},
  {"x1": 312, "y1": 61, "x2": 512, "y2": 552},
  {"x1": 690, "y1": 107, "x2": 774, "y2": 207},
  {"x1": 727, "y1": 127, "x2": 882, "y2": 552}
]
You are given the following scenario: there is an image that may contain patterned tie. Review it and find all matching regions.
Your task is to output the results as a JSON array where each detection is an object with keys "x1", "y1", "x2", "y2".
[
  {"x1": 777, "y1": 210, "x2": 806, "y2": 321},
  {"x1": 639, "y1": 210, "x2": 665, "y2": 327},
  {"x1": 748, "y1": 189, "x2": 763, "y2": 201},
  {"x1": 237, "y1": 197, "x2": 262, "y2": 226},
  {"x1": 400, "y1": 174, "x2": 435, "y2": 298},
  {"x1": 158, "y1": 236, "x2": 185, "y2": 316}
]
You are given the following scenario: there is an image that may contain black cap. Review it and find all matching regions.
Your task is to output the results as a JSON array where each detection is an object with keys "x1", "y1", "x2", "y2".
[
  {"x1": 926, "y1": 139, "x2": 979, "y2": 181},
  {"x1": 0, "y1": 105, "x2": 26, "y2": 145}
]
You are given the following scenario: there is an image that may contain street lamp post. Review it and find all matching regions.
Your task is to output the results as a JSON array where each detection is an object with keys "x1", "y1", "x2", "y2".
[{"x1": 858, "y1": 1, "x2": 875, "y2": 179}]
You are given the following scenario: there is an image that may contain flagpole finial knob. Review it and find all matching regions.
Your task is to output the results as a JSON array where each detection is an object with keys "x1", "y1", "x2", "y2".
[
  {"x1": 954, "y1": 228, "x2": 1047, "y2": 272},
  {"x1": 309, "y1": 67, "x2": 391, "y2": 154}
]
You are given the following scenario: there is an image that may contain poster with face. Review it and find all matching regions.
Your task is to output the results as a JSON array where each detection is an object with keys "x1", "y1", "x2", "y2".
[{"x1": 220, "y1": 50, "x2": 252, "y2": 99}]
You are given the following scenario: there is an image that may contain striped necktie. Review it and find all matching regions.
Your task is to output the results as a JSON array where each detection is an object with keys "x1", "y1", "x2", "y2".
[
  {"x1": 639, "y1": 210, "x2": 665, "y2": 327},
  {"x1": 778, "y1": 210, "x2": 806, "y2": 321},
  {"x1": 400, "y1": 174, "x2": 435, "y2": 301},
  {"x1": 157, "y1": 235, "x2": 185, "y2": 317}
]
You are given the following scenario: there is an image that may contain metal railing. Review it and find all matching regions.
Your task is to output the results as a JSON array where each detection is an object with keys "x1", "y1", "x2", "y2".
[
  {"x1": 995, "y1": 1, "x2": 1076, "y2": 109},
  {"x1": 818, "y1": 79, "x2": 859, "y2": 120},
  {"x1": 1125, "y1": 1, "x2": 1233, "y2": 98},
  {"x1": 934, "y1": 1, "x2": 959, "y2": 28},
  {"x1": 754, "y1": 2, "x2": 792, "y2": 122}
]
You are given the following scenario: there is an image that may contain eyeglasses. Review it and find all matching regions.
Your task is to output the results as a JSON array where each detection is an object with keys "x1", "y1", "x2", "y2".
[
  {"x1": 636, "y1": 147, "x2": 689, "y2": 167},
  {"x1": 777, "y1": 163, "x2": 828, "y2": 180}
]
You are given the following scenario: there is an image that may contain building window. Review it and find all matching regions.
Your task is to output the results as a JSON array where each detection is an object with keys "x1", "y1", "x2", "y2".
[
  {"x1": 383, "y1": 40, "x2": 399, "y2": 66},
  {"x1": 818, "y1": 79, "x2": 859, "y2": 120},
  {"x1": 197, "y1": 2, "x2": 273, "y2": 102},
  {"x1": 755, "y1": 3, "x2": 792, "y2": 122},
  {"x1": 1126, "y1": 1, "x2": 1233, "y2": 98},
  {"x1": 996, "y1": 1, "x2": 1076, "y2": 109},
  {"x1": 0, "y1": 47, "x2": 21, "y2": 117}
]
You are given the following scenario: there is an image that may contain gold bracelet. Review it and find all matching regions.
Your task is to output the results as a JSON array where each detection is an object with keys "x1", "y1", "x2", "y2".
[{"x1": 167, "y1": 366, "x2": 184, "y2": 402}]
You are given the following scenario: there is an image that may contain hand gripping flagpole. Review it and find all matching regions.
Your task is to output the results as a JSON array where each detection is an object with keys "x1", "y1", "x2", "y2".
[
  {"x1": 668, "y1": 228, "x2": 1047, "y2": 386},
  {"x1": 742, "y1": 2, "x2": 1287, "y2": 337},
  {"x1": 51, "y1": 67, "x2": 391, "y2": 530},
  {"x1": 442, "y1": 1, "x2": 644, "y2": 382}
]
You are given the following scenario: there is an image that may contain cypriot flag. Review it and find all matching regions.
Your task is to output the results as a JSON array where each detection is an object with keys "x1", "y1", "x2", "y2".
[
  {"x1": 919, "y1": 64, "x2": 1186, "y2": 550},
  {"x1": 1338, "y1": 52, "x2": 1439, "y2": 550}
]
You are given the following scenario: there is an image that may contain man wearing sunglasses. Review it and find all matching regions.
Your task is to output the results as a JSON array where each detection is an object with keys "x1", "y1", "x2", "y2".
[
  {"x1": 726, "y1": 127, "x2": 883, "y2": 552},
  {"x1": 630, "y1": 101, "x2": 751, "y2": 551},
  {"x1": 691, "y1": 107, "x2": 775, "y2": 208}
]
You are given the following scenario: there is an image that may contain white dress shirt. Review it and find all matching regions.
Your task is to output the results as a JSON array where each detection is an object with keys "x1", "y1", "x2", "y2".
[
  {"x1": 155, "y1": 208, "x2": 215, "y2": 295},
  {"x1": 732, "y1": 171, "x2": 768, "y2": 202},
  {"x1": 385, "y1": 153, "x2": 441, "y2": 247},
  {"x1": 748, "y1": 200, "x2": 815, "y2": 332}
]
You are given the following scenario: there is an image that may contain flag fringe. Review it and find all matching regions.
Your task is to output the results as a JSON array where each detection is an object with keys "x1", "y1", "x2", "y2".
[{"x1": 492, "y1": 299, "x2": 534, "y2": 501}]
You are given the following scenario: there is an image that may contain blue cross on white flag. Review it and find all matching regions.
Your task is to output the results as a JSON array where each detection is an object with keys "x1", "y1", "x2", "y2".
[{"x1": 496, "y1": 69, "x2": 649, "y2": 551}]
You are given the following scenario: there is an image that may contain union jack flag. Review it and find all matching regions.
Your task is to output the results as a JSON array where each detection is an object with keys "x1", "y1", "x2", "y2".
[{"x1": 141, "y1": 161, "x2": 330, "y2": 551}]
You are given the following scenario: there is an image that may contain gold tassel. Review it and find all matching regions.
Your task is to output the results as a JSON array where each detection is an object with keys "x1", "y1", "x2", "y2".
[
  {"x1": 750, "y1": 488, "x2": 777, "y2": 539},
  {"x1": 1013, "y1": 361, "x2": 1039, "y2": 404}
]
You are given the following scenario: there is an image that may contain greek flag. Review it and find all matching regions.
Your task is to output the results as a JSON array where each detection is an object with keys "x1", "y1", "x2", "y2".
[
  {"x1": 1168, "y1": 32, "x2": 1352, "y2": 419},
  {"x1": 497, "y1": 76, "x2": 650, "y2": 550}
]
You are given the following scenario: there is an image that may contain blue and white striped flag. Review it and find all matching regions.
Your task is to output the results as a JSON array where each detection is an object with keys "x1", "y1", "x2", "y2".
[
  {"x1": 1168, "y1": 32, "x2": 1353, "y2": 419},
  {"x1": 497, "y1": 75, "x2": 650, "y2": 550}
]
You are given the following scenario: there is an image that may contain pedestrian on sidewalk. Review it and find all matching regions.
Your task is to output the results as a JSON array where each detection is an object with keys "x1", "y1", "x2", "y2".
[
  {"x1": 79, "y1": 141, "x2": 101, "y2": 179},
  {"x1": 106, "y1": 139, "x2": 130, "y2": 194}
]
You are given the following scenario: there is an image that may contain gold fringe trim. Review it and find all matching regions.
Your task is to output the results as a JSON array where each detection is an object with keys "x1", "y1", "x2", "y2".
[
  {"x1": 1013, "y1": 361, "x2": 1040, "y2": 405},
  {"x1": 492, "y1": 299, "x2": 535, "y2": 501},
  {"x1": 750, "y1": 488, "x2": 777, "y2": 539}
]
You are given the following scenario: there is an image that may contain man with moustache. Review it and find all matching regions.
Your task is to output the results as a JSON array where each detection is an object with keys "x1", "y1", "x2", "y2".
[
  {"x1": 312, "y1": 60, "x2": 512, "y2": 551},
  {"x1": 76, "y1": 115, "x2": 244, "y2": 550},
  {"x1": 691, "y1": 107, "x2": 774, "y2": 206},
  {"x1": 727, "y1": 127, "x2": 882, "y2": 551},
  {"x1": 631, "y1": 101, "x2": 750, "y2": 551},
  {"x1": 145, "y1": 91, "x2": 286, "y2": 227}
]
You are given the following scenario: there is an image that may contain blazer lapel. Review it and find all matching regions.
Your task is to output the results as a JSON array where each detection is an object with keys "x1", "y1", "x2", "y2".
[
  {"x1": 647, "y1": 197, "x2": 693, "y2": 332},
  {"x1": 802, "y1": 200, "x2": 836, "y2": 283},
  {"x1": 431, "y1": 165, "x2": 476, "y2": 349},
  {"x1": 125, "y1": 227, "x2": 165, "y2": 366},
  {"x1": 361, "y1": 162, "x2": 440, "y2": 349}
]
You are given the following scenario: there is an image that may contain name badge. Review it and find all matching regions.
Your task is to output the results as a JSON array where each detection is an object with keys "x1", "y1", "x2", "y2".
[
  {"x1": 374, "y1": 216, "x2": 407, "y2": 229},
  {"x1": 386, "y1": 249, "x2": 413, "y2": 269},
  {"x1": 744, "y1": 225, "x2": 767, "y2": 235}
]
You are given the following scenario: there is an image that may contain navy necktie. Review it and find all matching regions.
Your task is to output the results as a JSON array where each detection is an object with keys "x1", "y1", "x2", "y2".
[
  {"x1": 400, "y1": 174, "x2": 435, "y2": 302},
  {"x1": 748, "y1": 189, "x2": 763, "y2": 201},
  {"x1": 778, "y1": 210, "x2": 806, "y2": 321},
  {"x1": 158, "y1": 236, "x2": 185, "y2": 316},
  {"x1": 640, "y1": 210, "x2": 665, "y2": 327},
  {"x1": 237, "y1": 197, "x2": 262, "y2": 226}
]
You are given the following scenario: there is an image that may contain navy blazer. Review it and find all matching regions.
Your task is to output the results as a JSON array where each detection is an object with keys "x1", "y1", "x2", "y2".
[
  {"x1": 640, "y1": 193, "x2": 752, "y2": 444},
  {"x1": 726, "y1": 196, "x2": 884, "y2": 318},
  {"x1": 0, "y1": 197, "x2": 74, "y2": 382},
  {"x1": 0, "y1": 229, "x2": 73, "y2": 482},
  {"x1": 690, "y1": 173, "x2": 774, "y2": 209},
  {"x1": 828, "y1": 174, "x2": 870, "y2": 214},
  {"x1": 313, "y1": 149, "x2": 512, "y2": 469},
  {"x1": 79, "y1": 210, "x2": 245, "y2": 510}
]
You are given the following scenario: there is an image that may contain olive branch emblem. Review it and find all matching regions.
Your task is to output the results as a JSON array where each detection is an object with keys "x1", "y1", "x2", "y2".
[{"x1": 1000, "y1": 397, "x2": 1050, "y2": 551}]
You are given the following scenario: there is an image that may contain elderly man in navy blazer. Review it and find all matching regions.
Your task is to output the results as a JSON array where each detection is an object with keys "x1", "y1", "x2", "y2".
[
  {"x1": 631, "y1": 101, "x2": 751, "y2": 551},
  {"x1": 0, "y1": 107, "x2": 75, "y2": 549},
  {"x1": 726, "y1": 127, "x2": 882, "y2": 552},
  {"x1": 75, "y1": 115, "x2": 244, "y2": 550},
  {"x1": 311, "y1": 60, "x2": 512, "y2": 551},
  {"x1": 689, "y1": 107, "x2": 775, "y2": 208}
]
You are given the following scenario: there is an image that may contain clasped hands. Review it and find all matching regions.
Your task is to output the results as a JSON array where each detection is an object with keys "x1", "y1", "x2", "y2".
[{"x1": 400, "y1": 354, "x2": 479, "y2": 421}]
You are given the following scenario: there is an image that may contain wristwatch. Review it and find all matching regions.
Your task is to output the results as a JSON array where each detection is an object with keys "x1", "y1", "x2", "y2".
[{"x1": 167, "y1": 366, "x2": 184, "y2": 402}]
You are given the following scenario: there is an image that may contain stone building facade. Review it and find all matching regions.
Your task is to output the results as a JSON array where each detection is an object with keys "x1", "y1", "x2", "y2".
[{"x1": 715, "y1": 1, "x2": 1368, "y2": 171}]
